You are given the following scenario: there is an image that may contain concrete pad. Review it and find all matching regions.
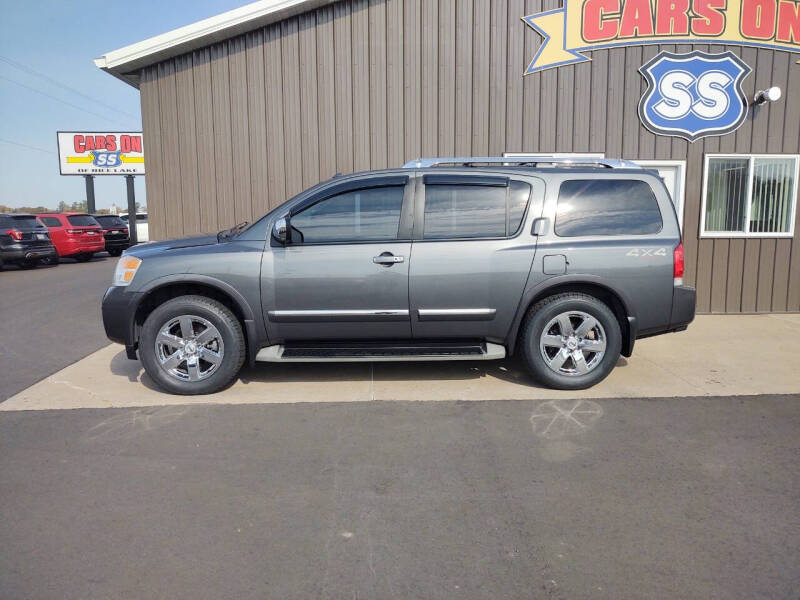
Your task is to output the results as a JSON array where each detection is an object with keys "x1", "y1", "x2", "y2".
[{"x1": 2, "y1": 314, "x2": 798, "y2": 411}]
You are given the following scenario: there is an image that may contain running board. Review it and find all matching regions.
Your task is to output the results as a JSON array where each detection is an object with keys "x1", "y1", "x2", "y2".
[{"x1": 255, "y1": 341, "x2": 506, "y2": 363}]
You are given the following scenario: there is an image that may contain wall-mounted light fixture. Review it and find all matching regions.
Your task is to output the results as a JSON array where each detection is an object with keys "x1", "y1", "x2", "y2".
[{"x1": 754, "y1": 87, "x2": 782, "y2": 105}]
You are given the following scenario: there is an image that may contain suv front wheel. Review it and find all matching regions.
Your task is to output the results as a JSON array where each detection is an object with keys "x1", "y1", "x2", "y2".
[
  {"x1": 139, "y1": 295, "x2": 246, "y2": 395},
  {"x1": 521, "y1": 293, "x2": 622, "y2": 390}
]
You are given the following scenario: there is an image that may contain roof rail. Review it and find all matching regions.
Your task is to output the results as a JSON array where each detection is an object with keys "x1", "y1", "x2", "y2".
[{"x1": 402, "y1": 156, "x2": 641, "y2": 169}]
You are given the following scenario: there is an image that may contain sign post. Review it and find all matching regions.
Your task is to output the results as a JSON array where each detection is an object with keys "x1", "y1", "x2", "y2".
[
  {"x1": 84, "y1": 175, "x2": 96, "y2": 214},
  {"x1": 125, "y1": 175, "x2": 138, "y2": 245}
]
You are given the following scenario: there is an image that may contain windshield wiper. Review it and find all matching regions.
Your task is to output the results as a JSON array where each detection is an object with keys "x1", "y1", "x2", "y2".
[{"x1": 217, "y1": 221, "x2": 249, "y2": 241}]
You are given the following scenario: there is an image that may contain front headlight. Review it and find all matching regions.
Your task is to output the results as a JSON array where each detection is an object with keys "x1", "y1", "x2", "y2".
[{"x1": 113, "y1": 256, "x2": 142, "y2": 286}]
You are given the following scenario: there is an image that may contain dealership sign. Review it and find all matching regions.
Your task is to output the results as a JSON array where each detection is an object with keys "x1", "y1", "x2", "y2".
[
  {"x1": 57, "y1": 131, "x2": 145, "y2": 175},
  {"x1": 523, "y1": 0, "x2": 800, "y2": 74},
  {"x1": 639, "y1": 51, "x2": 751, "y2": 141}
]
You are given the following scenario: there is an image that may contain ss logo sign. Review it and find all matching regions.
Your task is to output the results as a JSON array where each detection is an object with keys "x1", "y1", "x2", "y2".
[{"x1": 627, "y1": 248, "x2": 667, "y2": 257}]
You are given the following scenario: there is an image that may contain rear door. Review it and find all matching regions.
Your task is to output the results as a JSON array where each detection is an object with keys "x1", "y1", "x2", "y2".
[
  {"x1": 409, "y1": 173, "x2": 545, "y2": 341},
  {"x1": 533, "y1": 174, "x2": 678, "y2": 333},
  {"x1": 262, "y1": 175, "x2": 415, "y2": 342}
]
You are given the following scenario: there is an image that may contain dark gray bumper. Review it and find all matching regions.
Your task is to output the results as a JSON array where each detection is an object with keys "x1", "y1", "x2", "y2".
[
  {"x1": 670, "y1": 285, "x2": 696, "y2": 330},
  {"x1": 1, "y1": 245, "x2": 56, "y2": 261},
  {"x1": 102, "y1": 286, "x2": 141, "y2": 358}
]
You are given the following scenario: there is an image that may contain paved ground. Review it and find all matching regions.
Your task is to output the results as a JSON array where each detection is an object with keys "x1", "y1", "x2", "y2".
[
  {"x1": 0, "y1": 255, "x2": 116, "y2": 401},
  {"x1": 5, "y1": 314, "x2": 799, "y2": 411},
  {"x1": 1, "y1": 395, "x2": 798, "y2": 599}
]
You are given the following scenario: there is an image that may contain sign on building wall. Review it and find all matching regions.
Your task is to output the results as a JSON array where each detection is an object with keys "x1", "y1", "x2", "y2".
[
  {"x1": 57, "y1": 131, "x2": 145, "y2": 175},
  {"x1": 522, "y1": 0, "x2": 800, "y2": 74},
  {"x1": 639, "y1": 51, "x2": 751, "y2": 142}
]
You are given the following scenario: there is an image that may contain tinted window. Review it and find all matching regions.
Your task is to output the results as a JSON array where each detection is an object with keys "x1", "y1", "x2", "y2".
[
  {"x1": 136, "y1": 214, "x2": 148, "y2": 223},
  {"x1": 291, "y1": 186, "x2": 404, "y2": 243},
  {"x1": 555, "y1": 179, "x2": 662, "y2": 237},
  {"x1": 40, "y1": 216, "x2": 62, "y2": 227},
  {"x1": 508, "y1": 181, "x2": 531, "y2": 234},
  {"x1": 66, "y1": 215, "x2": 100, "y2": 227},
  {"x1": 424, "y1": 185, "x2": 507, "y2": 239},
  {"x1": 94, "y1": 215, "x2": 127, "y2": 227},
  {"x1": 5, "y1": 215, "x2": 43, "y2": 228}
]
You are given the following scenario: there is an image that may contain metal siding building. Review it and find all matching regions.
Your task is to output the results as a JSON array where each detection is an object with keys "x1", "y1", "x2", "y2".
[{"x1": 98, "y1": 0, "x2": 800, "y2": 313}]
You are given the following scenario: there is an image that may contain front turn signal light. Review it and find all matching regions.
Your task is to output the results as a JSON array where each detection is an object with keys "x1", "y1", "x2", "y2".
[{"x1": 113, "y1": 256, "x2": 142, "y2": 286}]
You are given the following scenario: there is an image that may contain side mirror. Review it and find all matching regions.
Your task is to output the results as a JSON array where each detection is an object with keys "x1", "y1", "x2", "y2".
[{"x1": 272, "y1": 217, "x2": 288, "y2": 244}]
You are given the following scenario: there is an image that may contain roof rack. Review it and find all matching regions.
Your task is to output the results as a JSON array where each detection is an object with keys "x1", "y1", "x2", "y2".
[{"x1": 402, "y1": 156, "x2": 641, "y2": 169}]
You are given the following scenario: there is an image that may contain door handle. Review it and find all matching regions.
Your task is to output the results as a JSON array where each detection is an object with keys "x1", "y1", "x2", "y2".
[{"x1": 373, "y1": 253, "x2": 404, "y2": 265}]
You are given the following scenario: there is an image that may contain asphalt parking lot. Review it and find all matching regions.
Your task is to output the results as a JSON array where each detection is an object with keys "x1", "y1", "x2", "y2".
[
  {"x1": 0, "y1": 255, "x2": 116, "y2": 401},
  {"x1": 1, "y1": 395, "x2": 798, "y2": 599}
]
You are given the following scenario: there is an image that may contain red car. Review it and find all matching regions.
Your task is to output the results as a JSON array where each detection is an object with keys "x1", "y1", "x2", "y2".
[{"x1": 36, "y1": 213, "x2": 105, "y2": 263}]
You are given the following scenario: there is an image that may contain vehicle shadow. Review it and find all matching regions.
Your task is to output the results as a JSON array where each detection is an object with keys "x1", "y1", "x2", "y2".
[
  {"x1": 109, "y1": 348, "x2": 629, "y2": 392},
  {"x1": 109, "y1": 349, "x2": 163, "y2": 392}
]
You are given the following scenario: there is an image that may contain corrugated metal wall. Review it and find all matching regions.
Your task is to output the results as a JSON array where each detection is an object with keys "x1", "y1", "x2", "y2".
[{"x1": 138, "y1": 0, "x2": 800, "y2": 313}]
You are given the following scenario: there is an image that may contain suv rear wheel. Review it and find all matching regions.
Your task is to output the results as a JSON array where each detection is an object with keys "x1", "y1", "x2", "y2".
[
  {"x1": 521, "y1": 293, "x2": 621, "y2": 390},
  {"x1": 139, "y1": 295, "x2": 246, "y2": 395}
]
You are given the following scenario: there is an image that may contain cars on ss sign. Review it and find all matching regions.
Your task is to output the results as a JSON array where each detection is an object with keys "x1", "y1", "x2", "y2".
[{"x1": 37, "y1": 213, "x2": 105, "y2": 263}]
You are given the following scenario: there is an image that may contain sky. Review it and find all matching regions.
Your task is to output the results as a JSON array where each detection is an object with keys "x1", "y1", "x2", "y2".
[{"x1": 0, "y1": 0, "x2": 246, "y2": 210}]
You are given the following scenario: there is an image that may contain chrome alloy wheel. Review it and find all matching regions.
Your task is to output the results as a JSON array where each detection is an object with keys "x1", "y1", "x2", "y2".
[
  {"x1": 539, "y1": 311, "x2": 607, "y2": 376},
  {"x1": 155, "y1": 315, "x2": 224, "y2": 382}
]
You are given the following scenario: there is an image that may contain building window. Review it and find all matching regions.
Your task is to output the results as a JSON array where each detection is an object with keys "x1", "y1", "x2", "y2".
[{"x1": 702, "y1": 155, "x2": 799, "y2": 237}]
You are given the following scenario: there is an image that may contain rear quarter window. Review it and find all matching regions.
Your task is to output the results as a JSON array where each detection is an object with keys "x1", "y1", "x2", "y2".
[
  {"x1": 555, "y1": 179, "x2": 663, "y2": 237},
  {"x1": 66, "y1": 215, "x2": 100, "y2": 227}
]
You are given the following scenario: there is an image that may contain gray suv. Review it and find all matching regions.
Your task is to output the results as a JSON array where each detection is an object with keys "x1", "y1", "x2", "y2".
[{"x1": 102, "y1": 157, "x2": 695, "y2": 395}]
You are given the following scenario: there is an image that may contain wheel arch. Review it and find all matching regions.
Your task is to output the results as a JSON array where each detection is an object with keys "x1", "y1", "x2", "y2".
[
  {"x1": 133, "y1": 275, "x2": 260, "y2": 364},
  {"x1": 506, "y1": 276, "x2": 637, "y2": 357}
]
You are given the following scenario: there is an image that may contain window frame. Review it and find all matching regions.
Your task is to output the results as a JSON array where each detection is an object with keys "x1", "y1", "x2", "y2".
[
  {"x1": 700, "y1": 153, "x2": 799, "y2": 239},
  {"x1": 283, "y1": 177, "x2": 413, "y2": 246},
  {"x1": 416, "y1": 176, "x2": 533, "y2": 242},
  {"x1": 553, "y1": 177, "x2": 664, "y2": 238}
]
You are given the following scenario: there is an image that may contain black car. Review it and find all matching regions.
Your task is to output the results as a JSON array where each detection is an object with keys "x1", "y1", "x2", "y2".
[
  {"x1": 91, "y1": 214, "x2": 131, "y2": 256},
  {"x1": 0, "y1": 213, "x2": 57, "y2": 270}
]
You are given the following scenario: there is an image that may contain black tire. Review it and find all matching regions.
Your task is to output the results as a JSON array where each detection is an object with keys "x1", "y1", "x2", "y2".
[
  {"x1": 520, "y1": 292, "x2": 622, "y2": 390},
  {"x1": 19, "y1": 259, "x2": 39, "y2": 269},
  {"x1": 74, "y1": 253, "x2": 93, "y2": 262},
  {"x1": 41, "y1": 255, "x2": 60, "y2": 266},
  {"x1": 108, "y1": 248, "x2": 123, "y2": 257},
  {"x1": 139, "y1": 295, "x2": 246, "y2": 395}
]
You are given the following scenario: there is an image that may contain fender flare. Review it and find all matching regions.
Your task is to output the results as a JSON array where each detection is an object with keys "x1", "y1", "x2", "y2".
[
  {"x1": 505, "y1": 274, "x2": 639, "y2": 355},
  {"x1": 137, "y1": 274, "x2": 255, "y2": 320},
  {"x1": 133, "y1": 274, "x2": 261, "y2": 364}
]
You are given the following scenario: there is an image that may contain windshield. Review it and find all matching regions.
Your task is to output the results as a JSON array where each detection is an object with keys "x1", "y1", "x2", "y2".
[
  {"x1": 5, "y1": 215, "x2": 43, "y2": 228},
  {"x1": 66, "y1": 215, "x2": 100, "y2": 227},
  {"x1": 94, "y1": 215, "x2": 126, "y2": 228}
]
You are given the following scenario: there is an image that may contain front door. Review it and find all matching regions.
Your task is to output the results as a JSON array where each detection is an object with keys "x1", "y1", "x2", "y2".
[
  {"x1": 262, "y1": 179, "x2": 414, "y2": 342},
  {"x1": 409, "y1": 174, "x2": 545, "y2": 341}
]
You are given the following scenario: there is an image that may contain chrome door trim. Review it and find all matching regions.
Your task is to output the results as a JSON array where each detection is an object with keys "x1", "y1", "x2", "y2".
[
  {"x1": 416, "y1": 308, "x2": 497, "y2": 322},
  {"x1": 268, "y1": 309, "x2": 410, "y2": 323}
]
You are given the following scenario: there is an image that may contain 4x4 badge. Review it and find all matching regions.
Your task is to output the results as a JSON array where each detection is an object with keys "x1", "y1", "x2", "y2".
[{"x1": 638, "y1": 51, "x2": 751, "y2": 143}]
